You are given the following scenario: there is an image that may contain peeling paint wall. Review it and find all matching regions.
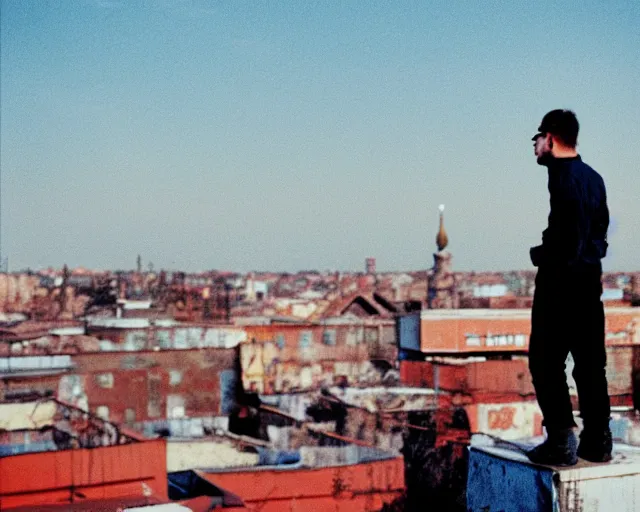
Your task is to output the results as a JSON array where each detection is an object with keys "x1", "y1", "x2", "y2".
[
  {"x1": 241, "y1": 342, "x2": 381, "y2": 394},
  {"x1": 240, "y1": 323, "x2": 396, "y2": 394}
]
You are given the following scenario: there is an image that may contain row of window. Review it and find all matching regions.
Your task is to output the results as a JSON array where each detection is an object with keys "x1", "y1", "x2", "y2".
[
  {"x1": 0, "y1": 355, "x2": 73, "y2": 371},
  {"x1": 95, "y1": 399, "x2": 185, "y2": 423},
  {"x1": 465, "y1": 333, "x2": 528, "y2": 347},
  {"x1": 94, "y1": 369, "x2": 183, "y2": 389},
  {"x1": 274, "y1": 328, "x2": 379, "y2": 349}
]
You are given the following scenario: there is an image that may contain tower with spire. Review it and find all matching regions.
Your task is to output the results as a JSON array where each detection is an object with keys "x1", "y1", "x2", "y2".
[{"x1": 427, "y1": 205, "x2": 458, "y2": 309}]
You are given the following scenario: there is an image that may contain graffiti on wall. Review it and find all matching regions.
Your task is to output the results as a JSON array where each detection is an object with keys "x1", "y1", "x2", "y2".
[{"x1": 474, "y1": 402, "x2": 542, "y2": 441}]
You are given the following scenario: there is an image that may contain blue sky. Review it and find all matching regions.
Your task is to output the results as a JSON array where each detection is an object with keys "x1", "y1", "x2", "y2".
[{"x1": 1, "y1": 1, "x2": 639, "y2": 273}]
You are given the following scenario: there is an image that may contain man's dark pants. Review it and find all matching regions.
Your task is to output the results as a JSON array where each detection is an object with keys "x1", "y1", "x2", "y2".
[{"x1": 528, "y1": 266, "x2": 611, "y2": 432}]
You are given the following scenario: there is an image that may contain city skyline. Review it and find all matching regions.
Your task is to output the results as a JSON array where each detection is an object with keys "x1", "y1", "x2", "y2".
[{"x1": 1, "y1": 1, "x2": 639, "y2": 273}]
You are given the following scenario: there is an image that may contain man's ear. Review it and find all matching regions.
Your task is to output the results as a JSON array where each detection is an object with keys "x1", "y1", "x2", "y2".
[{"x1": 547, "y1": 134, "x2": 554, "y2": 150}]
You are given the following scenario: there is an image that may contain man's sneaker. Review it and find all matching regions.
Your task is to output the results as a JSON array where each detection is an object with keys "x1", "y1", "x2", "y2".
[
  {"x1": 577, "y1": 427, "x2": 613, "y2": 463},
  {"x1": 526, "y1": 428, "x2": 578, "y2": 466}
]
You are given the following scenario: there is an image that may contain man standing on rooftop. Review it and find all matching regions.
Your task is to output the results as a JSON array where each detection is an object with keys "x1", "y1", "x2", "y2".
[{"x1": 527, "y1": 109, "x2": 612, "y2": 466}]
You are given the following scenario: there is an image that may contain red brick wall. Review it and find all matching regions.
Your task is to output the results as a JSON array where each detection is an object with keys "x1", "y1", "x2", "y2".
[
  {"x1": 399, "y1": 361, "x2": 466, "y2": 391},
  {"x1": 2, "y1": 348, "x2": 238, "y2": 424},
  {"x1": 465, "y1": 359, "x2": 534, "y2": 395},
  {"x1": 67, "y1": 349, "x2": 237, "y2": 424}
]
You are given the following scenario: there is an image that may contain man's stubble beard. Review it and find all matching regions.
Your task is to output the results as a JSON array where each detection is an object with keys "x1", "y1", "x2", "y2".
[{"x1": 537, "y1": 153, "x2": 554, "y2": 166}]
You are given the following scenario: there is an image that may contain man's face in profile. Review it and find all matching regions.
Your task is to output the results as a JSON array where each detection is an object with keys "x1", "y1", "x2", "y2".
[{"x1": 533, "y1": 132, "x2": 553, "y2": 165}]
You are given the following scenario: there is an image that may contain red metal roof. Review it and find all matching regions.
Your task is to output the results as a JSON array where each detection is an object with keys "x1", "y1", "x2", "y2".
[
  {"x1": 204, "y1": 456, "x2": 404, "y2": 511},
  {"x1": 0, "y1": 438, "x2": 168, "y2": 509},
  {"x1": 3, "y1": 495, "x2": 164, "y2": 511}
]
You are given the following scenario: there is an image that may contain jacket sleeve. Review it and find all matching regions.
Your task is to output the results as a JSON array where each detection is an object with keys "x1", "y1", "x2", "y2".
[{"x1": 540, "y1": 173, "x2": 585, "y2": 267}]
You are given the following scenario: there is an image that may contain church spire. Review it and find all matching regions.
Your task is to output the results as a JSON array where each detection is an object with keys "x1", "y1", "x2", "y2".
[
  {"x1": 427, "y1": 204, "x2": 457, "y2": 309},
  {"x1": 436, "y1": 204, "x2": 448, "y2": 252}
]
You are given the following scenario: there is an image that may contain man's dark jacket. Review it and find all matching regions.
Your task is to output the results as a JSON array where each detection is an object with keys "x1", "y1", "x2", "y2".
[{"x1": 530, "y1": 155, "x2": 609, "y2": 272}]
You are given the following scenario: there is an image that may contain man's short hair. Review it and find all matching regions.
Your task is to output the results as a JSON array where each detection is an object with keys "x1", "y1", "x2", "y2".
[{"x1": 538, "y1": 109, "x2": 579, "y2": 147}]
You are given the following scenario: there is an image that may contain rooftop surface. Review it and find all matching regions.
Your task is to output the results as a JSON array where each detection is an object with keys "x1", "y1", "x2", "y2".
[{"x1": 467, "y1": 437, "x2": 640, "y2": 512}]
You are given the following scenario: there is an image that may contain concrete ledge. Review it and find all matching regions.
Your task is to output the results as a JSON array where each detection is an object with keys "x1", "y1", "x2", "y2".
[{"x1": 467, "y1": 442, "x2": 640, "y2": 512}]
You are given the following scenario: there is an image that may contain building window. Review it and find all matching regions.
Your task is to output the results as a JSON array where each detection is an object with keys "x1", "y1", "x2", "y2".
[
  {"x1": 124, "y1": 408, "x2": 136, "y2": 424},
  {"x1": 322, "y1": 330, "x2": 337, "y2": 346},
  {"x1": 169, "y1": 369, "x2": 183, "y2": 386},
  {"x1": 95, "y1": 373, "x2": 114, "y2": 389},
  {"x1": 156, "y1": 330, "x2": 172, "y2": 349},
  {"x1": 96, "y1": 406, "x2": 109, "y2": 421},
  {"x1": 299, "y1": 330, "x2": 312, "y2": 348},
  {"x1": 465, "y1": 334, "x2": 481, "y2": 347},
  {"x1": 365, "y1": 328, "x2": 379, "y2": 343},
  {"x1": 125, "y1": 332, "x2": 147, "y2": 351},
  {"x1": 147, "y1": 374, "x2": 162, "y2": 418},
  {"x1": 346, "y1": 327, "x2": 359, "y2": 346},
  {"x1": 300, "y1": 367, "x2": 313, "y2": 388},
  {"x1": 275, "y1": 333, "x2": 286, "y2": 349},
  {"x1": 167, "y1": 395, "x2": 185, "y2": 419}
]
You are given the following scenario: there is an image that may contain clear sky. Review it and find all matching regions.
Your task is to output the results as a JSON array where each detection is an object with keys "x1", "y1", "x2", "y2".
[{"x1": 1, "y1": 1, "x2": 638, "y2": 273}]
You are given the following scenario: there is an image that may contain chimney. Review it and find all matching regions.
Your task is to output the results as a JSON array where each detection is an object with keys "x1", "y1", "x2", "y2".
[{"x1": 366, "y1": 257, "x2": 376, "y2": 274}]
